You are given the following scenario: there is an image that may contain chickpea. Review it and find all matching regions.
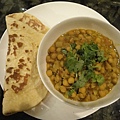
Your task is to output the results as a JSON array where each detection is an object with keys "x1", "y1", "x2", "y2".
[
  {"x1": 84, "y1": 95, "x2": 90, "y2": 101},
  {"x1": 56, "y1": 47, "x2": 61, "y2": 52},
  {"x1": 75, "y1": 30, "x2": 80, "y2": 34},
  {"x1": 111, "y1": 51, "x2": 116, "y2": 57},
  {"x1": 64, "y1": 74, "x2": 69, "y2": 79},
  {"x1": 105, "y1": 62, "x2": 112, "y2": 71},
  {"x1": 55, "y1": 83, "x2": 60, "y2": 91},
  {"x1": 104, "y1": 89, "x2": 109, "y2": 93},
  {"x1": 74, "y1": 94, "x2": 80, "y2": 101},
  {"x1": 71, "y1": 91, "x2": 77, "y2": 98},
  {"x1": 79, "y1": 93, "x2": 85, "y2": 99},
  {"x1": 60, "y1": 61, "x2": 64, "y2": 67},
  {"x1": 51, "y1": 53, "x2": 57, "y2": 59},
  {"x1": 47, "y1": 63, "x2": 50, "y2": 69},
  {"x1": 55, "y1": 41, "x2": 63, "y2": 47},
  {"x1": 46, "y1": 70, "x2": 52, "y2": 77},
  {"x1": 113, "y1": 68, "x2": 120, "y2": 74},
  {"x1": 55, "y1": 75, "x2": 61, "y2": 82},
  {"x1": 60, "y1": 86, "x2": 66, "y2": 93},
  {"x1": 99, "y1": 83, "x2": 106, "y2": 90},
  {"x1": 99, "y1": 90, "x2": 107, "y2": 97},
  {"x1": 79, "y1": 87, "x2": 86, "y2": 94},
  {"x1": 111, "y1": 72, "x2": 117, "y2": 78},
  {"x1": 57, "y1": 54, "x2": 63, "y2": 60},
  {"x1": 91, "y1": 83, "x2": 97, "y2": 89},
  {"x1": 80, "y1": 29, "x2": 86, "y2": 34},
  {"x1": 66, "y1": 46, "x2": 71, "y2": 51},
  {"x1": 48, "y1": 59, "x2": 54, "y2": 63},
  {"x1": 46, "y1": 56, "x2": 54, "y2": 63},
  {"x1": 112, "y1": 78, "x2": 118, "y2": 84},
  {"x1": 107, "y1": 83, "x2": 114, "y2": 89},
  {"x1": 100, "y1": 67, "x2": 105, "y2": 74},
  {"x1": 95, "y1": 37, "x2": 101, "y2": 44},
  {"x1": 86, "y1": 30, "x2": 93, "y2": 35},
  {"x1": 75, "y1": 45, "x2": 80, "y2": 50},
  {"x1": 86, "y1": 36, "x2": 92, "y2": 41},
  {"x1": 92, "y1": 33, "x2": 97, "y2": 38},
  {"x1": 50, "y1": 75, "x2": 55, "y2": 81},
  {"x1": 91, "y1": 94, "x2": 98, "y2": 101},
  {"x1": 68, "y1": 31, "x2": 74, "y2": 36},
  {"x1": 108, "y1": 57, "x2": 113, "y2": 64},
  {"x1": 63, "y1": 79, "x2": 69, "y2": 86},
  {"x1": 49, "y1": 46, "x2": 55, "y2": 53},
  {"x1": 78, "y1": 34, "x2": 84, "y2": 39},
  {"x1": 107, "y1": 54, "x2": 112, "y2": 59},
  {"x1": 68, "y1": 77, "x2": 75, "y2": 84},
  {"x1": 58, "y1": 36, "x2": 64, "y2": 41},
  {"x1": 46, "y1": 55, "x2": 51, "y2": 62},
  {"x1": 111, "y1": 58, "x2": 118, "y2": 67}
]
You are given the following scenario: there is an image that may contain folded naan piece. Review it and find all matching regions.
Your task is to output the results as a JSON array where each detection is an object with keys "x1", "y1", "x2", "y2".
[{"x1": 2, "y1": 13, "x2": 48, "y2": 115}]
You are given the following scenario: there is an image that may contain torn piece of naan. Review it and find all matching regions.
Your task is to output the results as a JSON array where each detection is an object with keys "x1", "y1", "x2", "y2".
[{"x1": 2, "y1": 13, "x2": 48, "y2": 115}]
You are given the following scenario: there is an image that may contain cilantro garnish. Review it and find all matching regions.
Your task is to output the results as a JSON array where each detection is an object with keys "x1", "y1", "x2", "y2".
[
  {"x1": 70, "y1": 43, "x2": 76, "y2": 50},
  {"x1": 64, "y1": 52, "x2": 84, "y2": 73},
  {"x1": 62, "y1": 42, "x2": 107, "y2": 96},
  {"x1": 72, "y1": 71, "x2": 88, "y2": 89},
  {"x1": 61, "y1": 48, "x2": 68, "y2": 55},
  {"x1": 77, "y1": 42, "x2": 106, "y2": 65},
  {"x1": 67, "y1": 89, "x2": 75, "y2": 97}
]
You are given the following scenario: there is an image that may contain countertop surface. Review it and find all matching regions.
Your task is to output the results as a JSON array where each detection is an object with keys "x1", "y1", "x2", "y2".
[{"x1": 0, "y1": 0, "x2": 120, "y2": 120}]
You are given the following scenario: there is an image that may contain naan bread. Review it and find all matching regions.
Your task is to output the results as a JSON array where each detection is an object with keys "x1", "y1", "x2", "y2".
[{"x1": 2, "y1": 13, "x2": 48, "y2": 115}]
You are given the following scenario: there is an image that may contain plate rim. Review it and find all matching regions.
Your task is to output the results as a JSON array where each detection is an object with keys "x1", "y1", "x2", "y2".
[{"x1": 0, "y1": 1, "x2": 111, "y2": 119}]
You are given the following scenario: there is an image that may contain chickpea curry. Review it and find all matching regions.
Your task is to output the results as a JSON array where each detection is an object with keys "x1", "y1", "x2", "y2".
[{"x1": 46, "y1": 29, "x2": 120, "y2": 102}]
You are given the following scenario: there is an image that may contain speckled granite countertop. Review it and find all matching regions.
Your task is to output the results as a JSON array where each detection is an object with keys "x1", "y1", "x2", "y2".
[{"x1": 0, "y1": 0, "x2": 120, "y2": 120}]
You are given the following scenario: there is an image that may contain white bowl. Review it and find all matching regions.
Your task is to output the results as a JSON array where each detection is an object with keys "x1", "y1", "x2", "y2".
[{"x1": 37, "y1": 17, "x2": 120, "y2": 110}]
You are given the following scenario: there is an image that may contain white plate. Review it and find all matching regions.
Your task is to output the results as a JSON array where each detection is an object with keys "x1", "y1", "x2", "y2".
[{"x1": 0, "y1": 1, "x2": 110, "y2": 120}]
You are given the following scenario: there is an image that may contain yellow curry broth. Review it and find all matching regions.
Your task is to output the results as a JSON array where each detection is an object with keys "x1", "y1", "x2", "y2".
[{"x1": 46, "y1": 29, "x2": 120, "y2": 102}]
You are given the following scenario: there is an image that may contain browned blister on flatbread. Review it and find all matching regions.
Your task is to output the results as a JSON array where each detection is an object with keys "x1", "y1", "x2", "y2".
[
  {"x1": 7, "y1": 13, "x2": 48, "y2": 34},
  {"x1": 2, "y1": 13, "x2": 48, "y2": 115}
]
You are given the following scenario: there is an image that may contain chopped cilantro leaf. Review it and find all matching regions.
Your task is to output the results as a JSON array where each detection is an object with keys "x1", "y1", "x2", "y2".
[
  {"x1": 62, "y1": 42, "x2": 107, "y2": 95},
  {"x1": 70, "y1": 43, "x2": 76, "y2": 50},
  {"x1": 97, "y1": 50, "x2": 107, "y2": 62},
  {"x1": 72, "y1": 71, "x2": 88, "y2": 89},
  {"x1": 77, "y1": 42, "x2": 106, "y2": 64},
  {"x1": 64, "y1": 51, "x2": 84, "y2": 73},
  {"x1": 74, "y1": 60, "x2": 84, "y2": 72},
  {"x1": 93, "y1": 74, "x2": 105, "y2": 85},
  {"x1": 61, "y1": 48, "x2": 68, "y2": 55},
  {"x1": 67, "y1": 89, "x2": 75, "y2": 97}
]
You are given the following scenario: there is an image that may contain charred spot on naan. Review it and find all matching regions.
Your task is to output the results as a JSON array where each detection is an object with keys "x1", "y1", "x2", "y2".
[
  {"x1": 17, "y1": 42, "x2": 23, "y2": 48},
  {"x1": 7, "y1": 34, "x2": 18, "y2": 55},
  {"x1": 19, "y1": 15, "x2": 46, "y2": 32},
  {"x1": 8, "y1": 13, "x2": 48, "y2": 33},
  {"x1": 11, "y1": 21, "x2": 18, "y2": 28},
  {"x1": 6, "y1": 67, "x2": 13, "y2": 74},
  {"x1": 11, "y1": 73, "x2": 29, "y2": 93},
  {"x1": 6, "y1": 68, "x2": 30, "y2": 93}
]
